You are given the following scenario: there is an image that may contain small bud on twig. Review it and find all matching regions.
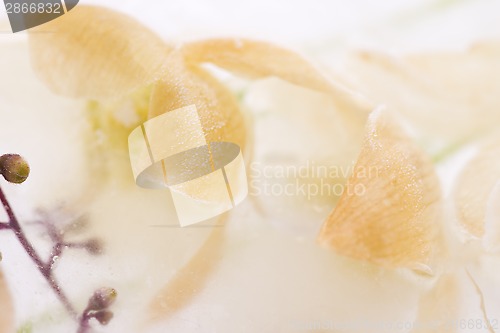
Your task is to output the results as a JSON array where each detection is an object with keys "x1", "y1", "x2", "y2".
[
  {"x1": 85, "y1": 238, "x2": 104, "y2": 255},
  {"x1": 93, "y1": 310, "x2": 114, "y2": 325},
  {"x1": 87, "y1": 287, "x2": 117, "y2": 311},
  {"x1": 0, "y1": 154, "x2": 30, "y2": 184}
]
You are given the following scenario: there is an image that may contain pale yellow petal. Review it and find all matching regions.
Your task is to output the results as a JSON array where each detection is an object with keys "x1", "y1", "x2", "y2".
[
  {"x1": 343, "y1": 47, "x2": 500, "y2": 152},
  {"x1": 142, "y1": 66, "x2": 246, "y2": 316},
  {"x1": 181, "y1": 38, "x2": 372, "y2": 113},
  {"x1": 406, "y1": 41, "x2": 500, "y2": 111},
  {"x1": 406, "y1": 42, "x2": 500, "y2": 138},
  {"x1": 412, "y1": 269, "x2": 498, "y2": 333},
  {"x1": 148, "y1": 216, "x2": 226, "y2": 322},
  {"x1": 317, "y1": 109, "x2": 442, "y2": 272},
  {"x1": 484, "y1": 182, "x2": 500, "y2": 252},
  {"x1": 455, "y1": 135, "x2": 500, "y2": 238},
  {"x1": 0, "y1": 270, "x2": 14, "y2": 332},
  {"x1": 149, "y1": 63, "x2": 247, "y2": 150},
  {"x1": 28, "y1": 5, "x2": 171, "y2": 99},
  {"x1": 410, "y1": 274, "x2": 460, "y2": 333}
]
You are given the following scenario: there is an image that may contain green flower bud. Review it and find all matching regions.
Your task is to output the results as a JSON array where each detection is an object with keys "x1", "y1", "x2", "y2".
[
  {"x1": 0, "y1": 154, "x2": 30, "y2": 184},
  {"x1": 87, "y1": 287, "x2": 117, "y2": 311}
]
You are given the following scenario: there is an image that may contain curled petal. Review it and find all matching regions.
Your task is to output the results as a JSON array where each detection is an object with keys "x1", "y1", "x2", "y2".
[
  {"x1": 146, "y1": 63, "x2": 247, "y2": 214},
  {"x1": 149, "y1": 63, "x2": 247, "y2": 150},
  {"x1": 181, "y1": 38, "x2": 371, "y2": 112},
  {"x1": 455, "y1": 136, "x2": 500, "y2": 238},
  {"x1": 28, "y1": 5, "x2": 171, "y2": 100},
  {"x1": 148, "y1": 217, "x2": 226, "y2": 322},
  {"x1": 317, "y1": 109, "x2": 443, "y2": 272}
]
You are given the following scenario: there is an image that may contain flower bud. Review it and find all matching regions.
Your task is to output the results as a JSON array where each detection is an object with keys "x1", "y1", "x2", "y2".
[
  {"x1": 87, "y1": 287, "x2": 117, "y2": 311},
  {"x1": 93, "y1": 310, "x2": 114, "y2": 325},
  {"x1": 0, "y1": 154, "x2": 30, "y2": 184},
  {"x1": 85, "y1": 238, "x2": 104, "y2": 255}
]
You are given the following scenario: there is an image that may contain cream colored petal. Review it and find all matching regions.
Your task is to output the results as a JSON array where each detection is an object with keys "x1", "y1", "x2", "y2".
[
  {"x1": 169, "y1": 169, "x2": 233, "y2": 227},
  {"x1": 455, "y1": 136, "x2": 500, "y2": 238},
  {"x1": 317, "y1": 109, "x2": 443, "y2": 272},
  {"x1": 149, "y1": 63, "x2": 247, "y2": 151},
  {"x1": 342, "y1": 47, "x2": 500, "y2": 152},
  {"x1": 147, "y1": 66, "x2": 249, "y2": 214},
  {"x1": 28, "y1": 5, "x2": 171, "y2": 100},
  {"x1": 484, "y1": 182, "x2": 500, "y2": 252},
  {"x1": 406, "y1": 42, "x2": 500, "y2": 137},
  {"x1": 0, "y1": 270, "x2": 14, "y2": 332},
  {"x1": 412, "y1": 269, "x2": 498, "y2": 333},
  {"x1": 406, "y1": 41, "x2": 500, "y2": 108},
  {"x1": 147, "y1": 216, "x2": 226, "y2": 323},
  {"x1": 410, "y1": 274, "x2": 460, "y2": 333},
  {"x1": 181, "y1": 38, "x2": 372, "y2": 113},
  {"x1": 140, "y1": 66, "x2": 247, "y2": 315},
  {"x1": 79, "y1": 187, "x2": 224, "y2": 332}
]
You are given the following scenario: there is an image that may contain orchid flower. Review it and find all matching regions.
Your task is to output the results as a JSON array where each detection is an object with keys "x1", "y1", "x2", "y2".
[{"x1": 0, "y1": 3, "x2": 499, "y2": 333}]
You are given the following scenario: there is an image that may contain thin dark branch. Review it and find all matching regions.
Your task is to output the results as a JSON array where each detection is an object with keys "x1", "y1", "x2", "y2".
[
  {"x1": 0, "y1": 185, "x2": 78, "y2": 317},
  {"x1": 44, "y1": 218, "x2": 64, "y2": 243},
  {"x1": 77, "y1": 307, "x2": 92, "y2": 333},
  {"x1": 0, "y1": 181, "x2": 114, "y2": 333},
  {"x1": 0, "y1": 189, "x2": 16, "y2": 222},
  {"x1": 63, "y1": 242, "x2": 87, "y2": 249},
  {"x1": 46, "y1": 242, "x2": 65, "y2": 272}
]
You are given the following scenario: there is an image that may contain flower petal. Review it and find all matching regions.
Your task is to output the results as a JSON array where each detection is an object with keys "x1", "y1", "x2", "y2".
[
  {"x1": 455, "y1": 135, "x2": 500, "y2": 238},
  {"x1": 317, "y1": 109, "x2": 443, "y2": 272},
  {"x1": 28, "y1": 5, "x2": 171, "y2": 100},
  {"x1": 406, "y1": 41, "x2": 500, "y2": 113},
  {"x1": 411, "y1": 267, "x2": 499, "y2": 333},
  {"x1": 181, "y1": 38, "x2": 371, "y2": 112},
  {"x1": 148, "y1": 217, "x2": 226, "y2": 321},
  {"x1": 484, "y1": 182, "x2": 500, "y2": 252},
  {"x1": 342, "y1": 46, "x2": 500, "y2": 154},
  {"x1": 410, "y1": 274, "x2": 460, "y2": 333},
  {"x1": 149, "y1": 63, "x2": 247, "y2": 150}
]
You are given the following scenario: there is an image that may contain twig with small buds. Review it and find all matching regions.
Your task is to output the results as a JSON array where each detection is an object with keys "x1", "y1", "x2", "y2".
[
  {"x1": 0, "y1": 154, "x2": 117, "y2": 333},
  {"x1": 77, "y1": 287, "x2": 117, "y2": 333}
]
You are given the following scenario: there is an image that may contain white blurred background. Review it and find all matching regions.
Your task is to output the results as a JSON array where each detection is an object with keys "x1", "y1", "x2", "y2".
[{"x1": 2, "y1": 0, "x2": 500, "y2": 52}]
